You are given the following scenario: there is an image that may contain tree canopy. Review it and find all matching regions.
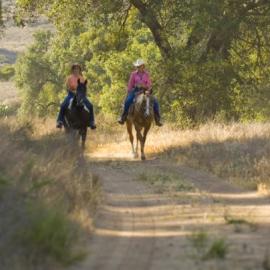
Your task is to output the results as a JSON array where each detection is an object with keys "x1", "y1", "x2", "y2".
[{"x1": 15, "y1": 0, "x2": 270, "y2": 124}]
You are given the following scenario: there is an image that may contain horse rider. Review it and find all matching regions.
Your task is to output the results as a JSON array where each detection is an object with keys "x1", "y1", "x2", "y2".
[
  {"x1": 56, "y1": 63, "x2": 96, "y2": 129},
  {"x1": 118, "y1": 59, "x2": 163, "y2": 126}
]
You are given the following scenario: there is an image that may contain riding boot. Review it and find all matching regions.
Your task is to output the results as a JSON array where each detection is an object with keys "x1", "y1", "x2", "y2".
[
  {"x1": 118, "y1": 111, "x2": 128, "y2": 125},
  {"x1": 56, "y1": 121, "x2": 63, "y2": 129},
  {"x1": 90, "y1": 122, "x2": 97, "y2": 130},
  {"x1": 154, "y1": 113, "x2": 163, "y2": 127},
  {"x1": 88, "y1": 105, "x2": 96, "y2": 130}
]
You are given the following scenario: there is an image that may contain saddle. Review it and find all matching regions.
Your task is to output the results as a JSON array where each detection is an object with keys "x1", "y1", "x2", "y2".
[
  {"x1": 68, "y1": 97, "x2": 90, "y2": 113},
  {"x1": 128, "y1": 103, "x2": 135, "y2": 116},
  {"x1": 128, "y1": 90, "x2": 143, "y2": 115}
]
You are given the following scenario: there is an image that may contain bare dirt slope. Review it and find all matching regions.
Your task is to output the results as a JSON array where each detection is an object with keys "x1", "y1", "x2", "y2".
[
  {"x1": 0, "y1": 3, "x2": 52, "y2": 104},
  {"x1": 71, "y1": 155, "x2": 270, "y2": 270}
]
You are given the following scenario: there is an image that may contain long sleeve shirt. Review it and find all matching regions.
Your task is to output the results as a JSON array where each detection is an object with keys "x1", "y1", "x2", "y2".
[{"x1": 127, "y1": 70, "x2": 152, "y2": 92}]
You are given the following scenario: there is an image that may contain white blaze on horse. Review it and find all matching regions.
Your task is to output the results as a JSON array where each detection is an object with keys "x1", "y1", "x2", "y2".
[{"x1": 126, "y1": 90, "x2": 154, "y2": 160}]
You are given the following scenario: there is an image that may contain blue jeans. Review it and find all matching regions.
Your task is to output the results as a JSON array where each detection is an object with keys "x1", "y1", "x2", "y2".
[
  {"x1": 123, "y1": 87, "x2": 160, "y2": 116},
  {"x1": 57, "y1": 92, "x2": 95, "y2": 125}
]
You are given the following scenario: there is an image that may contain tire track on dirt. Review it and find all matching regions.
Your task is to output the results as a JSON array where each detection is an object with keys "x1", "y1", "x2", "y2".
[
  {"x1": 72, "y1": 164, "x2": 161, "y2": 270},
  {"x1": 72, "y1": 157, "x2": 270, "y2": 270}
]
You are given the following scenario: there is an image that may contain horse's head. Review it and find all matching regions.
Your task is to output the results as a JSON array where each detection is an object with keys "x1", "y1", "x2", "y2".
[
  {"x1": 135, "y1": 93, "x2": 153, "y2": 119},
  {"x1": 75, "y1": 79, "x2": 88, "y2": 107}
]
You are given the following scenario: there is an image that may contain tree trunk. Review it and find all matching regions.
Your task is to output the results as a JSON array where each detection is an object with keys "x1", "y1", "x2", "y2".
[{"x1": 129, "y1": 0, "x2": 172, "y2": 58}]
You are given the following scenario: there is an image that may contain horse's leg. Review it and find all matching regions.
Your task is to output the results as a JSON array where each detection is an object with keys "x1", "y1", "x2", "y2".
[
  {"x1": 135, "y1": 132, "x2": 139, "y2": 156},
  {"x1": 81, "y1": 128, "x2": 87, "y2": 151},
  {"x1": 66, "y1": 129, "x2": 77, "y2": 149},
  {"x1": 135, "y1": 126, "x2": 145, "y2": 160},
  {"x1": 127, "y1": 120, "x2": 137, "y2": 158},
  {"x1": 141, "y1": 126, "x2": 150, "y2": 160}
]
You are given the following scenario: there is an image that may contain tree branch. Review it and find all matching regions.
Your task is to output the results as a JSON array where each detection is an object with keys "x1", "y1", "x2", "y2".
[{"x1": 129, "y1": 0, "x2": 172, "y2": 58}]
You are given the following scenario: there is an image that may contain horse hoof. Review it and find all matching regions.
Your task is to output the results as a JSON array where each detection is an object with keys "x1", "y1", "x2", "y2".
[
  {"x1": 133, "y1": 153, "x2": 139, "y2": 159},
  {"x1": 141, "y1": 156, "x2": 146, "y2": 161}
]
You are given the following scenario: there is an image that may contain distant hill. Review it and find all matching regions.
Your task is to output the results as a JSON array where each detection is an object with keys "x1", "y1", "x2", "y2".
[{"x1": 0, "y1": 0, "x2": 53, "y2": 66}]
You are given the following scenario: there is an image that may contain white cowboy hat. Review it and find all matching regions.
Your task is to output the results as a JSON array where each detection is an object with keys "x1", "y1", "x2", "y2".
[{"x1": 133, "y1": 59, "x2": 145, "y2": 67}]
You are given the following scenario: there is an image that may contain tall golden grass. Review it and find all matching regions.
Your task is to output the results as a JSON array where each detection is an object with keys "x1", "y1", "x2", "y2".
[
  {"x1": 2, "y1": 112, "x2": 269, "y2": 268},
  {"x1": 89, "y1": 119, "x2": 270, "y2": 190},
  {"x1": 153, "y1": 122, "x2": 270, "y2": 190},
  {"x1": 0, "y1": 117, "x2": 99, "y2": 269}
]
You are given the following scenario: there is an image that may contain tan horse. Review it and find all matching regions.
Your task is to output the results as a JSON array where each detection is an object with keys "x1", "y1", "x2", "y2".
[{"x1": 126, "y1": 93, "x2": 154, "y2": 160}]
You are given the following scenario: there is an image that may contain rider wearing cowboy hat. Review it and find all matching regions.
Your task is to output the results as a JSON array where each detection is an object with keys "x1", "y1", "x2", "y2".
[{"x1": 118, "y1": 59, "x2": 163, "y2": 126}]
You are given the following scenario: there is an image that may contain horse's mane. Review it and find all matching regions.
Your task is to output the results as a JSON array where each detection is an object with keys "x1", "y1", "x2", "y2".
[
  {"x1": 134, "y1": 93, "x2": 145, "y2": 107},
  {"x1": 134, "y1": 94, "x2": 153, "y2": 113}
]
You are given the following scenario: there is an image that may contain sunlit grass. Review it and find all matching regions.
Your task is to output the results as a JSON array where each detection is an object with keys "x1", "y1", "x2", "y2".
[{"x1": 89, "y1": 120, "x2": 270, "y2": 191}]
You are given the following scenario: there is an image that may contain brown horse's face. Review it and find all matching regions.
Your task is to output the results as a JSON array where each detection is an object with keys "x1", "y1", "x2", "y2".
[
  {"x1": 76, "y1": 79, "x2": 88, "y2": 107},
  {"x1": 134, "y1": 94, "x2": 154, "y2": 120}
]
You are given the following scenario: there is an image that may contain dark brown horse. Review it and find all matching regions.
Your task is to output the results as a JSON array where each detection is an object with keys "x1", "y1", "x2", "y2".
[
  {"x1": 126, "y1": 92, "x2": 154, "y2": 160},
  {"x1": 63, "y1": 80, "x2": 90, "y2": 150}
]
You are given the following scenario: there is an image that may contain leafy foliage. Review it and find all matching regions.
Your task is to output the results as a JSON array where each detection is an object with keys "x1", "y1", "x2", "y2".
[
  {"x1": 15, "y1": 0, "x2": 270, "y2": 124},
  {"x1": 20, "y1": 203, "x2": 83, "y2": 265},
  {"x1": 203, "y1": 238, "x2": 228, "y2": 260},
  {"x1": 0, "y1": 65, "x2": 15, "y2": 81},
  {"x1": 15, "y1": 31, "x2": 63, "y2": 117}
]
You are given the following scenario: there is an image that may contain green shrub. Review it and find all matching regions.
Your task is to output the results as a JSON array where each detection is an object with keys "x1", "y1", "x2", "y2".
[
  {"x1": 19, "y1": 203, "x2": 84, "y2": 265},
  {"x1": 188, "y1": 232, "x2": 229, "y2": 260},
  {"x1": 188, "y1": 230, "x2": 209, "y2": 251},
  {"x1": 203, "y1": 238, "x2": 228, "y2": 260},
  {"x1": 0, "y1": 65, "x2": 15, "y2": 81},
  {"x1": 0, "y1": 104, "x2": 9, "y2": 117},
  {"x1": 0, "y1": 103, "x2": 19, "y2": 117}
]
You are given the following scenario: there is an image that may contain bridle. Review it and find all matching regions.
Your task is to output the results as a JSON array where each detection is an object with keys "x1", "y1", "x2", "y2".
[{"x1": 135, "y1": 87, "x2": 153, "y2": 118}]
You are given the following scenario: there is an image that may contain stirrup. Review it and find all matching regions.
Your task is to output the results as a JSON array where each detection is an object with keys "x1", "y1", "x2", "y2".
[
  {"x1": 118, "y1": 113, "x2": 127, "y2": 125},
  {"x1": 56, "y1": 121, "x2": 63, "y2": 129},
  {"x1": 118, "y1": 115, "x2": 127, "y2": 125},
  {"x1": 154, "y1": 117, "x2": 163, "y2": 127},
  {"x1": 118, "y1": 118, "x2": 125, "y2": 125},
  {"x1": 90, "y1": 123, "x2": 97, "y2": 130}
]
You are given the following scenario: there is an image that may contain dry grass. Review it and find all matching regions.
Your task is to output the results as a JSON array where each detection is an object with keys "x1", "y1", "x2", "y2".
[
  {"x1": 0, "y1": 116, "x2": 100, "y2": 270},
  {"x1": 153, "y1": 122, "x2": 270, "y2": 190},
  {"x1": 89, "y1": 120, "x2": 270, "y2": 191}
]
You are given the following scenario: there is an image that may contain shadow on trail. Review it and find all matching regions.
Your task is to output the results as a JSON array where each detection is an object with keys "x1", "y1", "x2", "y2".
[
  {"x1": 88, "y1": 156, "x2": 270, "y2": 205},
  {"x1": 76, "y1": 154, "x2": 270, "y2": 270},
  {"x1": 0, "y1": 48, "x2": 17, "y2": 64}
]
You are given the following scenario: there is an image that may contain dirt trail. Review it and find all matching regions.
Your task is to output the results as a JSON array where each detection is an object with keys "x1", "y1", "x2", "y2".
[
  {"x1": 1, "y1": 12, "x2": 270, "y2": 269},
  {"x1": 71, "y1": 154, "x2": 270, "y2": 270}
]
